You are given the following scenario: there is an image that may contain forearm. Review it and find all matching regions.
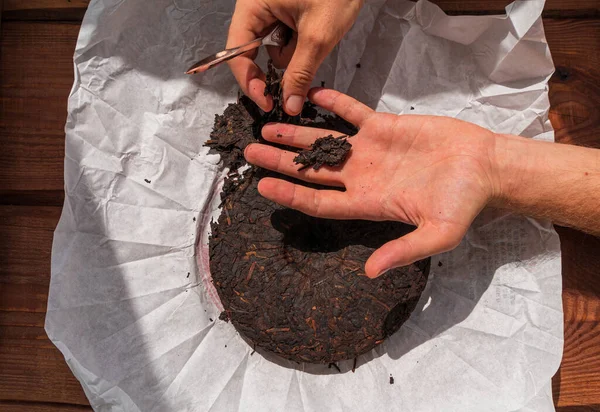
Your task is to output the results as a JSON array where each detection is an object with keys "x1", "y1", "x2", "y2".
[{"x1": 491, "y1": 134, "x2": 600, "y2": 235}]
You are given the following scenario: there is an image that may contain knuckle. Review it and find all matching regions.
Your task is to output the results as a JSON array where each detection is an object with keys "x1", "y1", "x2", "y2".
[
  {"x1": 402, "y1": 236, "x2": 416, "y2": 258},
  {"x1": 287, "y1": 68, "x2": 314, "y2": 89},
  {"x1": 311, "y1": 191, "x2": 323, "y2": 216},
  {"x1": 273, "y1": 150, "x2": 284, "y2": 170},
  {"x1": 328, "y1": 91, "x2": 342, "y2": 110},
  {"x1": 343, "y1": 101, "x2": 360, "y2": 119},
  {"x1": 448, "y1": 233, "x2": 463, "y2": 250},
  {"x1": 289, "y1": 185, "x2": 299, "y2": 209},
  {"x1": 304, "y1": 32, "x2": 328, "y2": 49},
  {"x1": 437, "y1": 225, "x2": 463, "y2": 251}
]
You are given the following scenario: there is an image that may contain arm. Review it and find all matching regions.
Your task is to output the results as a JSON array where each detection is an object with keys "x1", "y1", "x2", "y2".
[
  {"x1": 492, "y1": 135, "x2": 600, "y2": 235},
  {"x1": 244, "y1": 88, "x2": 600, "y2": 277}
]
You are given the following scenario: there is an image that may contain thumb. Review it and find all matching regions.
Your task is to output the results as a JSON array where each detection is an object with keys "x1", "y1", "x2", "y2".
[
  {"x1": 364, "y1": 223, "x2": 464, "y2": 278},
  {"x1": 282, "y1": 30, "x2": 332, "y2": 115}
]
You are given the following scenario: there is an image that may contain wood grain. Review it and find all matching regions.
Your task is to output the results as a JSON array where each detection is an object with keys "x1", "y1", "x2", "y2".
[
  {"x1": 556, "y1": 407, "x2": 600, "y2": 412},
  {"x1": 0, "y1": 206, "x2": 60, "y2": 309},
  {"x1": 0, "y1": 345, "x2": 90, "y2": 405},
  {"x1": 547, "y1": 20, "x2": 600, "y2": 148},
  {"x1": 432, "y1": 0, "x2": 600, "y2": 17},
  {"x1": 0, "y1": 402, "x2": 92, "y2": 412},
  {"x1": 0, "y1": 206, "x2": 89, "y2": 405},
  {"x1": 1, "y1": 0, "x2": 598, "y2": 20},
  {"x1": 546, "y1": 19, "x2": 600, "y2": 408},
  {"x1": 0, "y1": 21, "x2": 75, "y2": 198},
  {"x1": 2, "y1": 0, "x2": 89, "y2": 21},
  {"x1": 0, "y1": 190, "x2": 65, "y2": 207},
  {"x1": 0, "y1": 6, "x2": 599, "y2": 412},
  {"x1": 553, "y1": 227, "x2": 600, "y2": 408}
]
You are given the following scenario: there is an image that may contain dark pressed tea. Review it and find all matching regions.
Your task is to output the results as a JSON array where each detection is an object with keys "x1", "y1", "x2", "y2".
[
  {"x1": 206, "y1": 63, "x2": 430, "y2": 363},
  {"x1": 293, "y1": 134, "x2": 352, "y2": 171}
]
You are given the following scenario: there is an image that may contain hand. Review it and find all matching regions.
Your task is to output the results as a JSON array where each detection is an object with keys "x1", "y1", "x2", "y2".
[
  {"x1": 244, "y1": 88, "x2": 502, "y2": 278},
  {"x1": 227, "y1": 0, "x2": 363, "y2": 115}
]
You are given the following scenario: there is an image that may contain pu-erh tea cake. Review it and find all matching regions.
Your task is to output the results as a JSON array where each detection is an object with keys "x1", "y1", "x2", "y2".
[{"x1": 207, "y1": 63, "x2": 430, "y2": 364}]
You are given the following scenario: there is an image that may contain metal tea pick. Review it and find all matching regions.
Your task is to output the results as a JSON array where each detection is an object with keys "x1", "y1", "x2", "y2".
[{"x1": 186, "y1": 23, "x2": 291, "y2": 74}]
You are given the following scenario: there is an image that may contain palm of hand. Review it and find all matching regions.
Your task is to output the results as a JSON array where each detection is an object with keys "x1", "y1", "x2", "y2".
[{"x1": 245, "y1": 89, "x2": 498, "y2": 277}]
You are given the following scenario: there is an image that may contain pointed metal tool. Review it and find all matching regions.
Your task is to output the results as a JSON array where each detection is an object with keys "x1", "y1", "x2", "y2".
[{"x1": 186, "y1": 23, "x2": 291, "y2": 74}]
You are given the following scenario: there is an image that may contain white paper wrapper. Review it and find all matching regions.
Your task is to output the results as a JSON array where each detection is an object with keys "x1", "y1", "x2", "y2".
[{"x1": 47, "y1": 0, "x2": 563, "y2": 411}]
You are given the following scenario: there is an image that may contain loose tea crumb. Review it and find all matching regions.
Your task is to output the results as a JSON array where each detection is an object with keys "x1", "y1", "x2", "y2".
[
  {"x1": 438, "y1": 261, "x2": 443, "y2": 267},
  {"x1": 206, "y1": 61, "x2": 430, "y2": 364},
  {"x1": 144, "y1": 179, "x2": 151, "y2": 183},
  {"x1": 356, "y1": 63, "x2": 361, "y2": 68},
  {"x1": 209, "y1": 318, "x2": 213, "y2": 322},
  {"x1": 263, "y1": 60, "x2": 295, "y2": 122},
  {"x1": 328, "y1": 363, "x2": 342, "y2": 373},
  {"x1": 293, "y1": 135, "x2": 352, "y2": 171},
  {"x1": 389, "y1": 374, "x2": 394, "y2": 385},
  {"x1": 187, "y1": 272, "x2": 190, "y2": 278}
]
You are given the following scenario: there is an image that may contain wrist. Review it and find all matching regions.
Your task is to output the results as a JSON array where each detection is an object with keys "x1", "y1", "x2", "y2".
[
  {"x1": 488, "y1": 133, "x2": 537, "y2": 210},
  {"x1": 486, "y1": 132, "x2": 600, "y2": 234}
]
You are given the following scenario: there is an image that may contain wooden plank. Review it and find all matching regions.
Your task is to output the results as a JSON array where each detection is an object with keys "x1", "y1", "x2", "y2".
[
  {"x1": 0, "y1": 190, "x2": 65, "y2": 207},
  {"x1": 0, "y1": 345, "x2": 90, "y2": 405},
  {"x1": 558, "y1": 227, "x2": 600, "y2": 298},
  {"x1": 0, "y1": 206, "x2": 61, "y2": 313},
  {"x1": 0, "y1": 22, "x2": 75, "y2": 199},
  {"x1": 556, "y1": 407, "x2": 600, "y2": 412},
  {"x1": 0, "y1": 401, "x2": 92, "y2": 412},
  {"x1": 3, "y1": 0, "x2": 89, "y2": 13},
  {"x1": 0, "y1": 316, "x2": 55, "y2": 349},
  {"x1": 553, "y1": 226, "x2": 600, "y2": 409},
  {"x1": 2, "y1": 0, "x2": 89, "y2": 21},
  {"x1": 547, "y1": 20, "x2": 600, "y2": 148},
  {"x1": 0, "y1": 204, "x2": 89, "y2": 406},
  {"x1": 432, "y1": 0, "x2": 600, "y2": 17},
  {"x1": 558, "y1": 319, "x2": 600, "y2": 407},
  {"x1": 549, "y1": 22, "x2": 600, "y2": 406},
  {"x1": 1, "y1": 0, "x2": 598, "y2": 21}
]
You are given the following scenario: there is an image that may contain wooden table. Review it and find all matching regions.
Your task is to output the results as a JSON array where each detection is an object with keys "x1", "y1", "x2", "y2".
[{"x1": 0, "y1": 1, "x2": 598, "y2": 410}]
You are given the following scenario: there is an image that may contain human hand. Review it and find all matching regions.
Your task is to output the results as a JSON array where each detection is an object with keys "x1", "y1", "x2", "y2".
[
  {"x1": 244, "y1": 89, "x2": 502, "y2": 278},
  {"x1": 227, "y1": 0, "x2": 363, "y2": 115}
]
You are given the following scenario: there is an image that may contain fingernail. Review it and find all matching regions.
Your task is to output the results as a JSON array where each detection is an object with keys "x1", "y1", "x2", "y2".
[{"x1": 286, "y1": 95, "x2": 304, "y2": 115}]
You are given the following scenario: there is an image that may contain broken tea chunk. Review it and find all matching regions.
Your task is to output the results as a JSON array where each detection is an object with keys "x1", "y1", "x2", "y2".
[{"x1": 293, "y1": 135, "x2": 352, "y2": 171}]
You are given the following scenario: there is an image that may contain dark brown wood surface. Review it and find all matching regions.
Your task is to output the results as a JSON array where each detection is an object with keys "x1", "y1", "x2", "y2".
[{"x1": 0, "y1": 1, "x2": 598, "y2": 411}]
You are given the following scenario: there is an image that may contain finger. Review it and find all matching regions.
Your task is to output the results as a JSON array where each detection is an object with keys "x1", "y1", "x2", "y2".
[
  {"x1": 262, "y1": 123, "x2": 343, "y2": 149},
  {"x1": 227, "y1": 61, "x2": 273, "y2": 112},
  {"x1": 364, "y1": 223, "x2": 463, "y2": 278},
  {"x1": 258, "y1": 178, "x2": 355, "y2": 219},
  {"x1": 282, "y1": 29, "x2": 333, "y2": 116},
  {"x1": 308, "y1": 88, "x2": 374, "y2": 128},
  {"x1": 226, "y1": 6, "x2": 275, "y2": 112},
  {"x1": 245, "y1": 144, "x2": 344, "y2": 187},
  {"x1": 266, "y1": 32, "x2": 298, "y2": 69}
]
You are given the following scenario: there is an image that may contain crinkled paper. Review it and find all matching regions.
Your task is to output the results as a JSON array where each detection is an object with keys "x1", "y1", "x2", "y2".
[{"x1": 47, "y1": 0, "x2": 562, "y2": 410}]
